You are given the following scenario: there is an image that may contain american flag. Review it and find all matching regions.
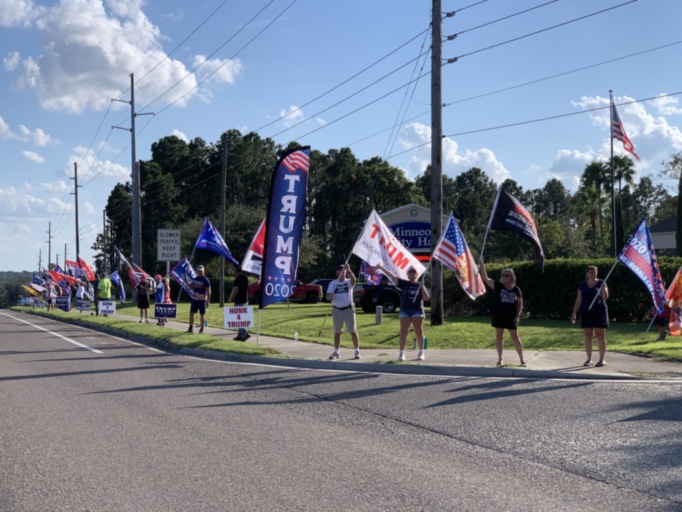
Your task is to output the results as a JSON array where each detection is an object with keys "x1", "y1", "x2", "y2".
[
  {"x1": 433, "y1": 213, "x2": 486, "y2": 300},
  {"x1": 281, "y1": 149, "x2": 310, "y2": 173},
  {"x1": 611, "y1": 99, "x2": 640, "y2": 161}
]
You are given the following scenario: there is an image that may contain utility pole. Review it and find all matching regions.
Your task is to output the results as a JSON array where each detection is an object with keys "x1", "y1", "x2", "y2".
[
  {"x1": 38, "y1": 250, "x2": 41, "y2": 272},
  {"x1": 430, "y1": 0, "x2": 444, "y2": 326},
  {"x1": 71, "y1": 162, "x2": 81, "y2": 259},
  {"x1": 46, "y1": 222, "x2": 52, "y2": 271},
  {"x1": 103, "y1": 209, "x2": 108, "y2": 273},
  {"x1": 64, "y1": 243, "x2": 67, "y2": 265},
  {"x1": 113, "y1": 73, "x2": 153, "y2": 266},
  {"x1": 220, "y1": 133, "x2": 228, "y2": 307}
]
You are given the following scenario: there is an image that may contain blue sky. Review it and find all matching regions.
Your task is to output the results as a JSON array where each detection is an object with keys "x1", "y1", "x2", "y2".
[{"x1": 1, "y1": 0, "x2": 681, "y2": 272}]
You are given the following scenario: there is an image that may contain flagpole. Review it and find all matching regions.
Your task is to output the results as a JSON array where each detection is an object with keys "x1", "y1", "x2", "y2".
[
  {"x1": 480, "y1": 186, "x2": 502, "y2": 261},
  {"x1": 588, "y1": 259, "x2": 618, "y2": 311},
  {"x1": 609, "y1": 90, "x2": 617, "y2": 259}
]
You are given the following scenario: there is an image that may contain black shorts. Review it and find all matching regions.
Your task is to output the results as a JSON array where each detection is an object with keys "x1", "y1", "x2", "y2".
[{"x1": 190, "y1": 299, "x2": 206, "y2": 315}]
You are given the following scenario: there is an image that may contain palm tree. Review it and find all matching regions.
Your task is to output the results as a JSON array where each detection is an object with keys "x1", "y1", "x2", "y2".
[
  {"x1": 574, "y1": 184, "x2": 606, "y2": 258},
  {"x1": 581, "y1": 162, "x2": 609, "y2": 254},
  {"x1": 609, "y1": 155, "x2": 637, "y2": 249}
]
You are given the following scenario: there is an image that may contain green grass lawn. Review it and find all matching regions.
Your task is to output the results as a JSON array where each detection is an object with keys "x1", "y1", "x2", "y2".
[{"x1": 14, "y1": 302, "x2": 682, "y2": 362}]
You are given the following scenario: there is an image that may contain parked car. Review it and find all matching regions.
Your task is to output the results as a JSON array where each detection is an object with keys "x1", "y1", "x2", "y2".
[
  {"x1": 353, "y1": 281, "x2": 402, "y2": 313},
  {"x1": 248, "y1": 279, "x2": 323, "y2": 304},
  {"x1": 309, "y1": 278, "x2": 334, "y2": 302}
]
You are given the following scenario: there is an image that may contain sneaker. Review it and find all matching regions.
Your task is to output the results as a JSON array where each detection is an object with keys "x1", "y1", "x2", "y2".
[
  {"x1": 354, "y1": 349, "x2": 360, "y2": 360},
  {"x1": 244, "y1": 333, "x2": 251, "y2": 340},
  {"x1": 186, "y1": 327, "x2": 193, "y2": 333},
  {"x1": 199, "y1": 327, "x2": 204, "y2": 334},
  {"x1": 398, "y1": 350, "x2": 406, "y2": 361},
  {"x1": 329, "y1": 351, "x2": 339, "y2": 360},
  {"x1": 417, "y1": 350, "x2": 425, "y2": 361}
]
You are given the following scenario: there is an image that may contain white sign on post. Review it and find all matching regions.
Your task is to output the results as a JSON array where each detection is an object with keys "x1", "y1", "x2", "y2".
[
  {"x1": 224, "y1": 306, "x2": 254, "y2": 329},
  {"x1": 157, "y1": 229, "x2": 181, "y2": 262}
]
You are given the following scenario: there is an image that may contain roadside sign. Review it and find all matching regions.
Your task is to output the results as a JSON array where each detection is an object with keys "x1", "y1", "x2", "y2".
[{"x1": 158, "y1": 229, "x2": 181, "y2": 262}]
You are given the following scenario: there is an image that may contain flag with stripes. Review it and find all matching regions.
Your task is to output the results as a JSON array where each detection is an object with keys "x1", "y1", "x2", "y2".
[
  {"x1": 618, "y1": 218, "x2": 665, "y2": 314},
  {"x1": 611, "y1": 99, "x2": 640, "y2": 161},
  {"x1": 433, "y1": 213, "x2": 486, "y2": 300}
]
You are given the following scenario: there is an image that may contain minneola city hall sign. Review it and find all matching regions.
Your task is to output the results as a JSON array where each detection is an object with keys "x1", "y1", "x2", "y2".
[{"x1": 380, "y1": 203, "x2": 447, "y2": 263}]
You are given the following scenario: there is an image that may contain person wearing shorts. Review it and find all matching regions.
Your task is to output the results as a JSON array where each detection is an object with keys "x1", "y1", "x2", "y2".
[
  {"x1": 326, "y1": 263, "x2": 360, "y2": 360},
  {"x1": 187, "y1": 265, "x2": 211, "y2": 334},
  {"x1": 377, "y1": 265, "x2": 430, "y2": 362},
  {"x1": 479, "y1": 260, "x2": 526, "y2": 367}
]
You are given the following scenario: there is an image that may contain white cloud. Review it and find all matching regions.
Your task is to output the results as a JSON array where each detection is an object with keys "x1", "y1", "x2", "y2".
[
  {"x1": 0, "y1": 114, "x2": 18, "y2": 140},
  {"x1": 22, "y1": 150, "x2": 44, "y2": 163},
  {"x1": 5, "y1": 1, "x2": 206, "y2": 114},
  {"x1": 0, "y1": 184, "x2": 73, "y2": 219},
  {"x1": 171, "y1": 129, "x2": 188, "y2": 142},
  {"x1": 18, "y1": 124, "x2": 57, "y2": 146},
  {"x1": 650, "y1": 95, "x2": 682, "y2": 116},
  {"x1": 0, "y1": 0, "x2": 41, "y2": 27},
  {"x1": 545, "y1": 149, "x2": 596, "y2": 190},
  {"x1": 279, "y1": 105, "x2": 305, "y2": 129},
  {"x1": 3, "y1": 50, "x2": 20, "y2": 71},
  {"x1": 399, "y1": 122, "x2": 511, "y2": 183},
  {"x1": 67, "y1": 145, "x2": 130, "y2": 181},
  {"x1": 193, "y1": 55, "x2": 242, "y2": 86}
]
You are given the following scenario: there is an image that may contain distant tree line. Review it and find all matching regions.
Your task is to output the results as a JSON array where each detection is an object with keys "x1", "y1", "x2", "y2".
[{"x1": 91, "y1": 129, "x2": 679, "y2": 283}]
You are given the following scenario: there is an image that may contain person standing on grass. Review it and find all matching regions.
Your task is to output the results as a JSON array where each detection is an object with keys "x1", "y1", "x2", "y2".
[
  {"x1": 326, "y1": 263, "x2": 360, "y2": 360},
  {"x1": 228, "y1": 265, "x2": 250, "y2": 341},
  {"x1": 154, "y1": 274, "x2": 165, "y2": 326},
  {"x1": 97, "y1": 272, "x2": 112, "y2": 316},
  {"x1": 479, "y1": 260, "x2": 526, "y2": 367},
  {"x1": 376, "y1": 264, "x2": 430, "y2": 362},
  {"x1": 137, "y1": 276, "x2": 151, "y2": 323},
  {"x1": 571, "y1": 265, "x2": 609, "y2": 367},
  {"x1": 186, "y1": 265, "x2": 211, "y2": 334}
]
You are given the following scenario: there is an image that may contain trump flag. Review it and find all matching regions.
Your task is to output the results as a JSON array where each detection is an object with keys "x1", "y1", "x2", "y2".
[
  {"x1": 618, "y1": 218, "x2": 666, "y2": 315},
  {"x1": 259, "y1": 146, "x2": 310, "y2": 308},
  {"x1": 195, "y1": 218, "x2": 240, "y2": 266}
]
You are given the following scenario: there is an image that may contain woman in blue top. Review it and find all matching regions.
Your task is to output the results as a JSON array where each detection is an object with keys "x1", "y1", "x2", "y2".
[
  {"x1": 571, "y1": 265, "x2": 609, "y2": 367},
  {"x1": 377, "y1": 265, "x2": 430, "y2": 362}
]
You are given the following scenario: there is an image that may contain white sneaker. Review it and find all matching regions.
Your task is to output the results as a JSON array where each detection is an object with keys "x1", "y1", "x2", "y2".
[
  {"x1": 354, "y1": 349, "x2": 360, "y2": 359},
  {"x1": 329, "y1": 351, "x2": 339, "y2": 360},
  {"x1": 417, "y1": 350, "x2": 425, "y2": 361},
  {"x1": 398, "y1": 350, "x2": 406, "y2": 361}
]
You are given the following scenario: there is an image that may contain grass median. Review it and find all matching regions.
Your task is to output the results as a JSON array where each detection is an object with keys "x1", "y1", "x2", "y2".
[{"x1": 14, "y1": 301, "x2": 682, "y2": 362}]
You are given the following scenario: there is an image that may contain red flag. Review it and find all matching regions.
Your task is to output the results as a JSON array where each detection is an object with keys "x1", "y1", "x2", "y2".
[
  {"x1": 611, "y1": 99, "x2": 640, "y2": 161},
  {"x1": 77, "y1": 255, "x2": 95, "y2": 281}
]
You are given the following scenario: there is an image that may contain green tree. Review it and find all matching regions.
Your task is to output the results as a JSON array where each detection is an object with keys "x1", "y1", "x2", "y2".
[{"x1": 661, "y1": 152, "x2": 682, "y2": 255}]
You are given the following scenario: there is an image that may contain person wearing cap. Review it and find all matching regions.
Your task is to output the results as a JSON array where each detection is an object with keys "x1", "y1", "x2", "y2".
[
  {"x1": 376, "y1": 264, "x2": 430, "y2": 361},
  {"x1": 154, "y1": 274, "x2": 165, "y2": 326},
  {"x1": 326, "y1": 262, "x2": 360, "y2": 360},
  {"x1": 75, "y1": 279, "x2": 85, "y2": 313},
  {"x1": 228, "y1": 265, "x2": 250, "y2": 341},
  {"x1": 187, "y1": 265, "x2": 211, "y2": 334}
]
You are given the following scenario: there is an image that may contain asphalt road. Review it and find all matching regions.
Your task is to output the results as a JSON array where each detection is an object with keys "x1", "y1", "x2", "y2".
[{"x1": 2, "y1": 311, "x2": 681, "y2": 512}]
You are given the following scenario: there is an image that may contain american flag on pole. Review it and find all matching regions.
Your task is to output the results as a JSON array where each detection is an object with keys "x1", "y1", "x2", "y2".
[
  {"x1": 611, "y1": 99, "x2": 640, "y2": 161},
  {"x1": 433, "y1": 213, "x2": 486, "y2": 300}
]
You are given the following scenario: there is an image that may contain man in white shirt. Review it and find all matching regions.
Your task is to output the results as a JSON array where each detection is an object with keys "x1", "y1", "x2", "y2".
[{"x1": 326, "y1": 263, "x2": 360, "y2": 360}]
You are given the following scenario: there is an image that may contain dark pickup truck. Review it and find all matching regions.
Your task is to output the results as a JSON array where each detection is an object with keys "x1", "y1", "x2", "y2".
[{"x1": 353, "y1": 282, "x2": 402, "y2": 313}]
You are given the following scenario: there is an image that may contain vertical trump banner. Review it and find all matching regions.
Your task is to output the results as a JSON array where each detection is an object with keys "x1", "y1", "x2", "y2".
[{"x1": 259, "y1": 146, "x2": 310, "y2": 308}]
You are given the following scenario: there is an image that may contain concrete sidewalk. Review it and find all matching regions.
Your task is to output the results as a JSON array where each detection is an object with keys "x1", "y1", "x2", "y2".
[{"x1": 117, "y1": 314, "x2": 682, "y2": 381}]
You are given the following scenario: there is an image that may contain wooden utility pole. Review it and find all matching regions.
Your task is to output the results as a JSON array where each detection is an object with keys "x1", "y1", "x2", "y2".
[
  {"x1": 220, "y1": 133, "x2": 228, "y2": 307},
  {"x1": 430, "y1": 0, "x2": 444, "y2": 326},
  {"x1": 71, "y1": 162, "x2": 81, "y2": 258},
  {"x1": 46, "y1": 222, "x2": 52, "y2": 270}
]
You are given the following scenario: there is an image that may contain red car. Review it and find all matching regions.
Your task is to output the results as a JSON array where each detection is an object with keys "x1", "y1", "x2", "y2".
[{"x1": 247, "y1": 280, "x2": 323, "y2": 304}]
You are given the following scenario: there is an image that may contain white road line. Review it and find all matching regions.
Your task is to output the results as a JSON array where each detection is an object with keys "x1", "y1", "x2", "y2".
[{"x1": 1, "y1": 312, "x2": 104, "y2": 354}]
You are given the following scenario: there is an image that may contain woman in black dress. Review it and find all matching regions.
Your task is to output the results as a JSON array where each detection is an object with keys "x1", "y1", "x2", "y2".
[
  {"x1": 137, "y1": 277, "x2": 151, "y2": 323},
  {"x1": 479, "y1": 260, "x2": 526, "y2": 367},
  {"x1": 571, "y1": 265, "x2": 609, "y2": 367}
]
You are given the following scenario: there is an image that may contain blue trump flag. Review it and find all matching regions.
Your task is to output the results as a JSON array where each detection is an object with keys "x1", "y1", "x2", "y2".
[
  {"x1": 194, "y1": 218, "x2": 239, "y2": 266},
  {"x1": 259, "y1": 146, "x2": 310, "y2": 309},
  {"x1": 170, "y1": 256, "x2": 197, "y2": 299},
  {"x1": 110, "y1": 270, "x2": 126, "y2": 304},
  {"x1": 617, "y1": 217, "x2": 667, "y2": 314}
]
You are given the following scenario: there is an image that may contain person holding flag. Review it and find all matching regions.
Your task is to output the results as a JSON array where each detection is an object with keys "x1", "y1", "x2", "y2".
[
  {"x1": 479, "y1": 260, "x2": 526, "y2": 367},
  {"x1": 571, "y1": 265, "x2": 609, "y2": 367},
  {"x1": 326, "y1": 263, "x2": 360, "y2": 360},
  {"x1": 376, "y1": 264, "x2": 430, "y2": 362},
  {"x1": 186, "y1": 265, "x2": 211, "y2": 334}
]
